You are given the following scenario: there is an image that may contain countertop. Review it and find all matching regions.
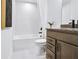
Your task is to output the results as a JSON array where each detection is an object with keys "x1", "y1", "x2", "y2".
[
  {"x1": 47, "y1": 28, "x2": 78, "y2": 46},
  {"x1": 47, "y1": 28, "x2": 78, "y2": 35}
]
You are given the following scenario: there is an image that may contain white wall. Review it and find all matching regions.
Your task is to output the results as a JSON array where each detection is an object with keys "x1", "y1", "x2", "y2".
[
  {"x1": 47, "y1": 0, "x2": 62, "y2": 28},
  {"x1": 1, "y1": 0, "x2": 15, "y2": 58},
  {"x1": 37, "y1": 0, "x2": 62, "y2": 37},
  {"x1": 1, "y1": 28, "x2": 13, "y2": 59},
  {"x1": 62, "y1": 0, "x2": 78, "y2": 24},
  {"x1": 15, "y1": 2, "x2": 41, "y2": 35}
]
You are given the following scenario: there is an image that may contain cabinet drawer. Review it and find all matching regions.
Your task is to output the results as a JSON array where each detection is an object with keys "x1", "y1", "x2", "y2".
[
  {"x1": 46, "y1": 48, "x2": 55, "y2": 59},
  {"x1": 47, "y1": 43, "x2": 55, "y2": 53},
  {"x1": 47, "y1": 37, "x2": 55, "y2": 45},
  {"x1": 47, "y1": 31, "x2": 78, "y2": 46}
]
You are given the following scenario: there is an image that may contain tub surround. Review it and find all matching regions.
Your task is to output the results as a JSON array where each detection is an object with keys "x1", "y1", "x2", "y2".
[{"x1": 46, "y1": 28, "x2": 78, "y2": 59}]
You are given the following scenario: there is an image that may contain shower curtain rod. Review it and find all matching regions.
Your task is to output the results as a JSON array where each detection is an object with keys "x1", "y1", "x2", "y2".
[{"x1": 16, "y1": 1, "x2": 38, "y2": 5}]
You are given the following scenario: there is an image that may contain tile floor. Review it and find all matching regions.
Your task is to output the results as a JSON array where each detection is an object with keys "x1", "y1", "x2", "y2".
[{"x1": 12, "y1": 39, "x2": 46, "y2": 59}]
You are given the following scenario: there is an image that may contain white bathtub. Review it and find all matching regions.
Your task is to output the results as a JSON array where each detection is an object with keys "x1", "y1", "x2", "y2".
[
  {"x1": 14, "y1": 34, "x2": 43, "y2": 40},
  {"x1": 13, "y1": 34, "x2": 45, "y2": 51},
  {"x1": 13, "y1": 34, "x2": 44, "y2": 52}
]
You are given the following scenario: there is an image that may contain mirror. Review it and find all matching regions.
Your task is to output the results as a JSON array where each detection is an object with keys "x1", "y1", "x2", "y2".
[{"x1": 61, "y1": 0, "x2": 78, "y2": 28}]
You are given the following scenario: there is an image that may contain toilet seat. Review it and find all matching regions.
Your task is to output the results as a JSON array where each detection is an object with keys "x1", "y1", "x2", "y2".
[{"x1": 35, "y1": 39, "x2": 46, "y2": 44}]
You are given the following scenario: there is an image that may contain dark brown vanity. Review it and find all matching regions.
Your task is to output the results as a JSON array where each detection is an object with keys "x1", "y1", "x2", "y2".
[{"x1": 46, "y1": 28, "x2": 78, "y2": 59}]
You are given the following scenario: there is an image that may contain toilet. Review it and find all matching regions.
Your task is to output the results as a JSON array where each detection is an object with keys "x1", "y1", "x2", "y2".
[{"x1": 35, "y1": 39, "x2": 46, "y2": 55}]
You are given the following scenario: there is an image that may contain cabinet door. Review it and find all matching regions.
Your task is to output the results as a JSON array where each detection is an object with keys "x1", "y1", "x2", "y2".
[
  {"x1": 46, "y1": 48, "x2": 55, "y2": 59},
  {"x1": 57, "y1": 41, "x2": 78, "y2": 59}
]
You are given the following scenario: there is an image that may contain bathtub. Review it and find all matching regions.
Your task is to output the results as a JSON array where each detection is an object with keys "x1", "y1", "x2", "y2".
[
  {"x1": 14, "y1": 34, "x2": 43, "y2": 40},
  {"x1": 13, "y1": 34, "x2": 44, "y2": 51}
]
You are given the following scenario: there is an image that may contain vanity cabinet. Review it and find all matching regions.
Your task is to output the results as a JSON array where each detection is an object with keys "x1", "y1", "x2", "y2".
[
  {"x1": 46, "y1": 37, "x2": 56, "y2": 59},
  {"x1": 46, "y1": 29, "x2": 78, "y2": 59},
  {"x1": 46, "y1": 48, "x2": 55, "y2": 59},
  {"x1": 56, "y1": 41, "x2": 78, "y2": 59}
]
